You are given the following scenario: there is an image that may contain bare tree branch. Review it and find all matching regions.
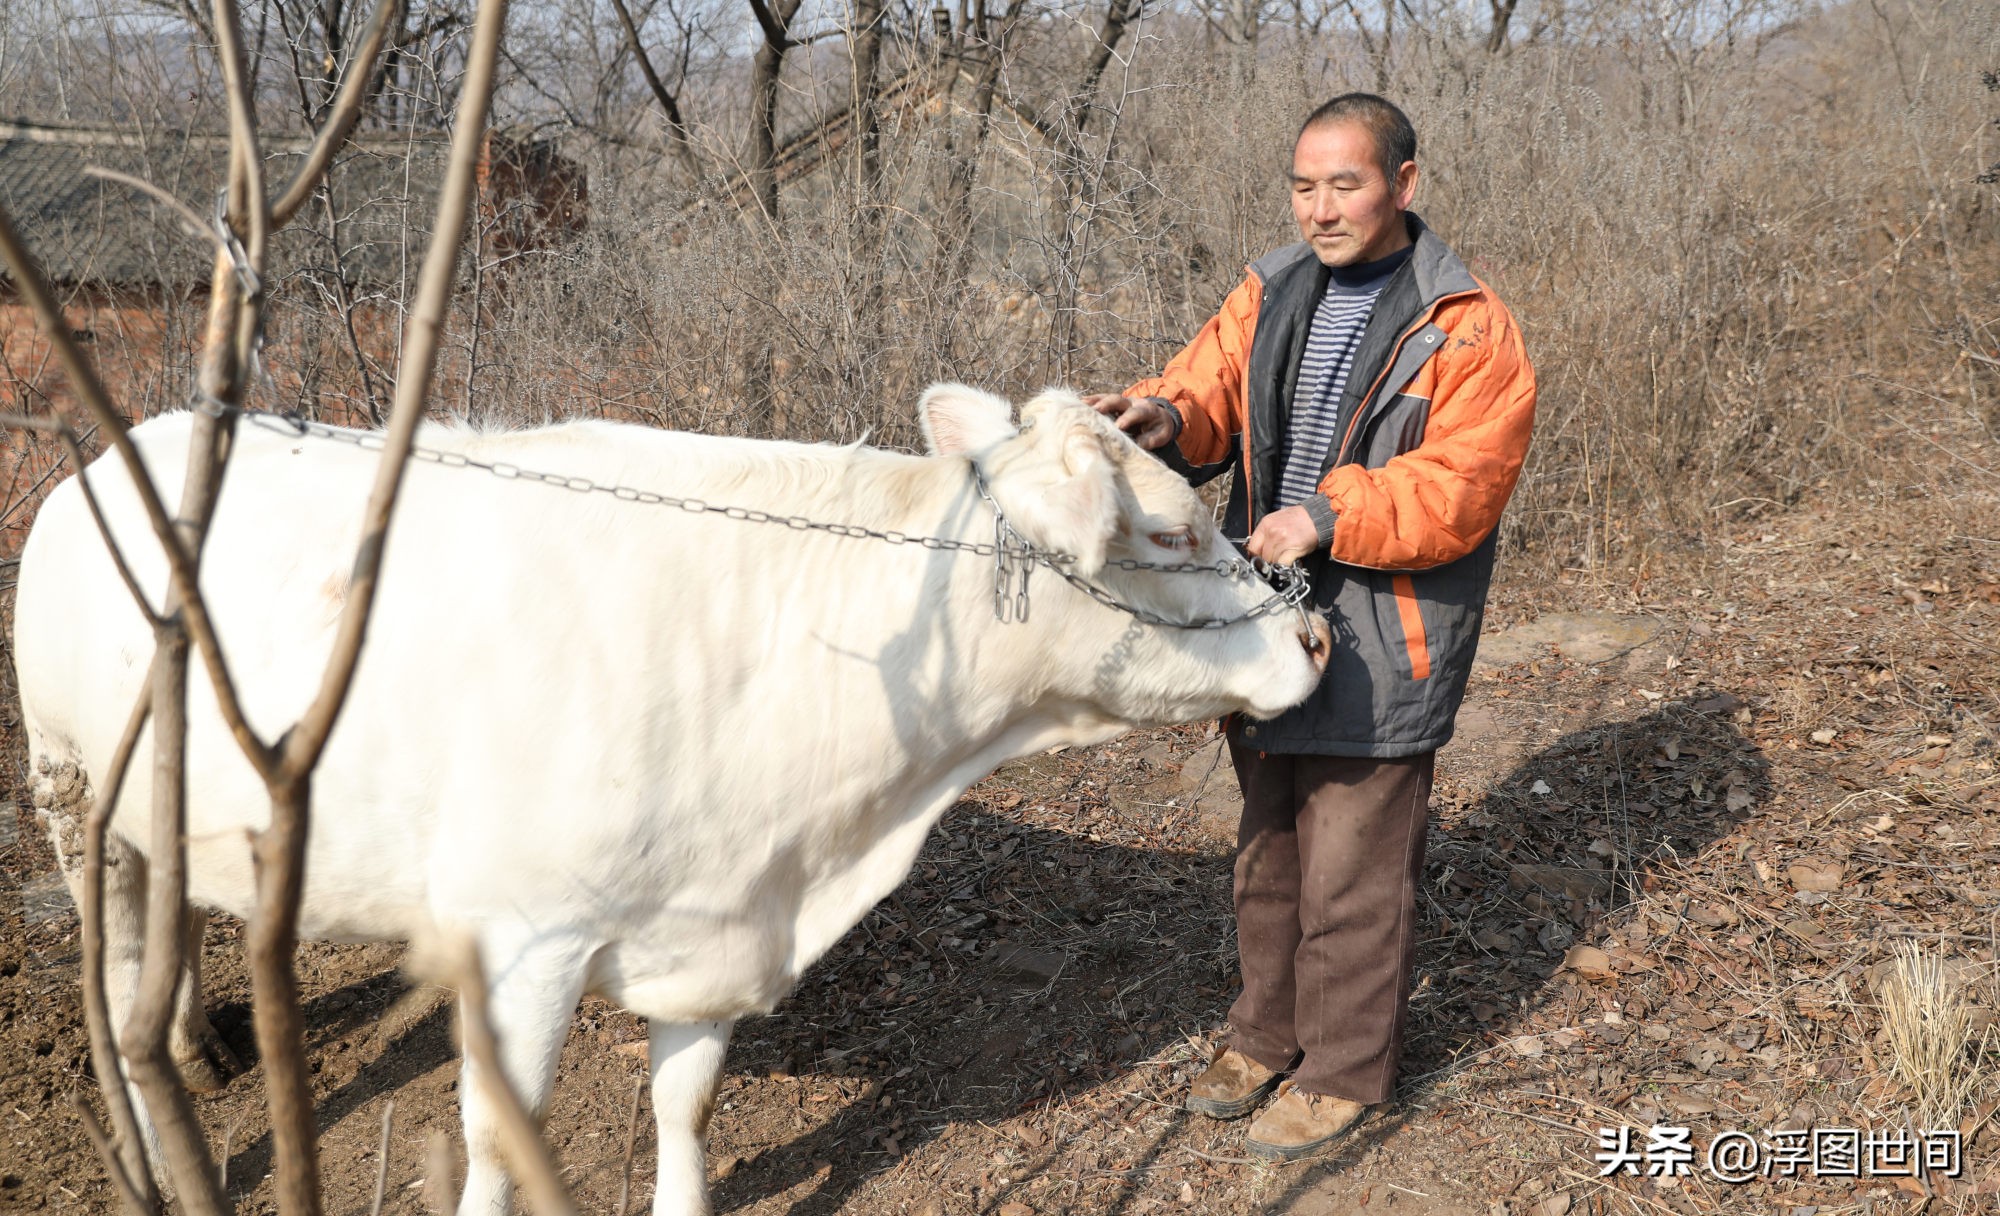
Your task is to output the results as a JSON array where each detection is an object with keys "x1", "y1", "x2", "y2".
[
  {"x1": 745, "y1": 0, "x2": 791, "y2": 48},
  {"x1": 53, "y1": 425, "x2": 166, "y2": 629},
  {"x1": 281, "y1": 0, "x2": 510, "y2": 776},
  {"x1": 607, "y1": 0, "x2": 702, "y2": 177},
  {"x1": 613, "y1": 1076, "x2": 644, "y2": 1216},
  {"x1": 272, "y1": 0, "x2": 404, "y2": 227},
  {"x1": 369, "y1": 1101, "x2": 396, "y2": 1216},
  {"x1": 120, "y1": 624, "x2": 230, "y2": 1216}
]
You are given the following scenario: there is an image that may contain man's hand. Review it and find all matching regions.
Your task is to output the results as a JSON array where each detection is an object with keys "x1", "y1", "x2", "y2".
[
  {"x1": 1244, "y1": 505, "x2": 1321, "y2": 566},
  {"x1": 1085, "y1": 393, "x2": 1177, "y2": 451}
]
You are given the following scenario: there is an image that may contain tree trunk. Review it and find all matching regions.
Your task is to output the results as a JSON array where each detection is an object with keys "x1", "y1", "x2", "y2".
[
  {"x1": 1486, "y1": 0, "x2": 1519, "y2": 52},
  {"x1": 746, "y1": 0, "x2": 805, "y2": 221},
  {"x1": 847, "y1": 0, "x2": 888, "y2": 396}
]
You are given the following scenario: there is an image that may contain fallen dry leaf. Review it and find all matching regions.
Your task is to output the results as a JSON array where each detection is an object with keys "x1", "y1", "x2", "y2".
[
  {"x1": 1561, "y1": 944, "x2": 1618, "y2": 981},
  {"x1": 1787, "y1": 858, "x2": 1845, "y2": 892},
  {"x1": 1687, "y1": 902, "x2": 1736, "y2": 927}
]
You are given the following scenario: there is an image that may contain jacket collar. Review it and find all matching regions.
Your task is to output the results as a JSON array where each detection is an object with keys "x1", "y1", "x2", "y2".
[
  {"x1": 1248, "y1": 212, "x2": 1479, "y2": 306},
  {"x1": 1403, "y1": 212, "x2": 1480, "y2": 307}
]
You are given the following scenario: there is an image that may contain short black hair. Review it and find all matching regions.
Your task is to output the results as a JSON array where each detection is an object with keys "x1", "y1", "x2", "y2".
[{"x1": 1299, "y1": 93, "x2": 1417, "y2": 188}]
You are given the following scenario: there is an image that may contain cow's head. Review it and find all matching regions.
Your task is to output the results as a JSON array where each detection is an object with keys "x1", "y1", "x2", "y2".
[
  {"x1": 920, "y1": 383, "x2": 1328, "y2": 721},
  {"x1": 921, "y1": 382, "x2": 1123, "y2": 575}
]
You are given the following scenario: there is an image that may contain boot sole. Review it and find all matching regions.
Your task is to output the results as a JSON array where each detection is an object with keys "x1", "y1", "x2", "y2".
[
  {"x1": 1185, "y1": 1074, "x2": 1281, "y2": 1121},
  {"x1": 1244, "y1": 1116, "x2": 1362, "y2": 1162}
]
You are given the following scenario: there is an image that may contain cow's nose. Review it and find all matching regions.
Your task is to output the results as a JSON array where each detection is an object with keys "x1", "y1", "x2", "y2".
[{"x1": 1298, "y1": 613, "x2": 1332, "y2": 675}]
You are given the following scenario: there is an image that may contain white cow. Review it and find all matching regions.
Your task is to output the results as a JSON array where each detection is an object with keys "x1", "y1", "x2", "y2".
[{"x1": 14, "y1": 384, "x2": 1326, "y2": 1214}]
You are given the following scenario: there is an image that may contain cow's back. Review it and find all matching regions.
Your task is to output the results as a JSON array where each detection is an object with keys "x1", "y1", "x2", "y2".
[{"x1": 15, "y1": 412, "x2": 969, "y2": 954}]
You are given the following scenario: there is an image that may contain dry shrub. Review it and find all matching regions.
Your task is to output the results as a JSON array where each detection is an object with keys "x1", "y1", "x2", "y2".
[
  {"x1": 7, "y1": 0, "x2": 1996, "y2": 580},
  {"x1": 449, "y1": 0, "x2": 1999, "y2": 577}
]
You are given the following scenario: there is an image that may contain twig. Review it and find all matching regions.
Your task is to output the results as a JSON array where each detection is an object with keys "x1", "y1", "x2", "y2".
[
  {"x1": 1182, "y1": 1146, "x2": 1259, "y2": 1166},
  {"x1": 81, "y1": 167, "x2": 218, "y2": 249},
  {"x1": 614, "y1": 1076, "x2": 644, "y2": 1216},
  {"x1": 370, "y1": 1101, "x2": 396, "y2": 1216},
  {"x1": 54, "y1": 426, "x2": 165, "y2": 628},
  {"x1": 69, "y1": 1094, "x2": 149, "y2": 1216},
  {"x1": 425, "y1": 1129, "x2": 457, "y2": 1215},
  {"x1": 220, "y1": 1111, "x2": 242, "y2": 1191}
]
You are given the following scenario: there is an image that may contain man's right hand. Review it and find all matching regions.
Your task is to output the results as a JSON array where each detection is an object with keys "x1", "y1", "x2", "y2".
[{"x1": 1085, "y1": 393, "x2": 1177, "y2": 451}]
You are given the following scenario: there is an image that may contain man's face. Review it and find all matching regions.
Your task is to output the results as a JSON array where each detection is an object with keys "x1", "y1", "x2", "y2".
[{"x1": 1291, "y1": 120, "x2": 1418, "y2": 267}]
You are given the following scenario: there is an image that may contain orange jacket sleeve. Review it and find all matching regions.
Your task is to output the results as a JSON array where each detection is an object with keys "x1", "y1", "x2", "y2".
[
  {"x1": 1126, "y1": 274, "x2": 1263, "y2": 466},
  {"x1": 1319, "y1": 295, "x2": 1537, "y2": 570}
]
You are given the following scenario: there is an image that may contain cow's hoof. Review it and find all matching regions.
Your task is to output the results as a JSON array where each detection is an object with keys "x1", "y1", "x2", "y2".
[{"x1": 174, "y1": 1033, "x2": 243, "y2": 1094}]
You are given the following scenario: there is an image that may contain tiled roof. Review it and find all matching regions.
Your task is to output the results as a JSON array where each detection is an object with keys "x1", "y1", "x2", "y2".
[{"x1": 0, "y1": 121, "x2": 573, "y2": 289}]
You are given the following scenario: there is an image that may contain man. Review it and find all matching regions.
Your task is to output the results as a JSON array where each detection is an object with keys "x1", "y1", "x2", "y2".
[{"x1": 1089, "y1": 93, "x2": 1535, "y2": 1160}]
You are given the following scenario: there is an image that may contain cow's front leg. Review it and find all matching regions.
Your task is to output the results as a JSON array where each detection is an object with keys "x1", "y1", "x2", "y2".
[
  {"x1": 648, "y1": 1019, "x2": 733, "y2": 1216},
  {"x1": 454, "y1": 934, "x2": 592, "y2": 1216}
]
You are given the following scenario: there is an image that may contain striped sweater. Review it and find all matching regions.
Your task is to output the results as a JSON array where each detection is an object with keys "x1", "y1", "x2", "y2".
[{"x1": 1273, "y1": 246, "x2": 1412, "y2": 509}]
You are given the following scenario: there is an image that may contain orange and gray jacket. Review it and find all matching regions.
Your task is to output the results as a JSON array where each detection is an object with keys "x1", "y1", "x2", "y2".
[{"x1": 1130, "y1": 214, "x2": 1536, "y2": 757}]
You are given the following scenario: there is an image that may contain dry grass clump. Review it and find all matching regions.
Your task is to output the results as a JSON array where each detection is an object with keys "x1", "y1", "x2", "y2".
[{"x1": 1879, "y1": 940, "x2": 1991, "y2": 1130}]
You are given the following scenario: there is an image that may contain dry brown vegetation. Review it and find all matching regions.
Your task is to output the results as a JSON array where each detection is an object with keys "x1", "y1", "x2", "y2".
[{"x1": 3, "y1": 0, "x2": 2000, "y2": 1211}]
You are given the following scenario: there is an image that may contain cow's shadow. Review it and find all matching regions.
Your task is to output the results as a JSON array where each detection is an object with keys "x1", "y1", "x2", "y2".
[{"x1": 707, "y1": 698, "x2": 1765, "y2": 1215}]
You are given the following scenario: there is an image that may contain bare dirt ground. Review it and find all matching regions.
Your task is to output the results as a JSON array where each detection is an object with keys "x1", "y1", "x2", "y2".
[{"x1": 5, "y1": 471, "x2": 2000, "y2": 1216}]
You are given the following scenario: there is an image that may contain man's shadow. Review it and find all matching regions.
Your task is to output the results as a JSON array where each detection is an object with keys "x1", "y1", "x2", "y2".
[
  {"x1": 1253, "y1": 695, "x2": 1770, "y2": 1212},
  {"x1": 703, "y1": 697, "x2": 1765, "y2": 1215}
]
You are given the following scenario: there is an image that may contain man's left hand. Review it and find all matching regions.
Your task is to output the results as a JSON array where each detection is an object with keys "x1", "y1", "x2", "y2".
[{"x1": 1243, "y1": 505, "x2": 1321, "y2": 566}]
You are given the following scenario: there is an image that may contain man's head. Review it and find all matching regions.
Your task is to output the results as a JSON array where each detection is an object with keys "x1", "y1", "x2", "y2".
[{"x1": 1291, "y1": 93, "x2": 1419, "y2": 268}]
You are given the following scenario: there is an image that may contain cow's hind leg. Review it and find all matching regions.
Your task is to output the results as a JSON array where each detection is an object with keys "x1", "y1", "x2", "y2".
[
  {"x1": 454, "y1": 933, "x2": 592, "y2": 1216},
  {"x1": 168, "y1": 908, "x2": 241, "y2": 1093},
  {"x1": 648, "y1": 1019, "x2": 733, "y2": 1216}
]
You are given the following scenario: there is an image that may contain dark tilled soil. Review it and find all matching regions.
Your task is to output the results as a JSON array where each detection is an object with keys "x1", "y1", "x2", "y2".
[{"x1": 5, "y1": 483, "x2": 2000, "y2": 1216}]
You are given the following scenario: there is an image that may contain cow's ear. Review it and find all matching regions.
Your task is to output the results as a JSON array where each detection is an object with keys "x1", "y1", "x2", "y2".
[
  {"x1": 1013, "y1": 424, "x2": 1118, "y2": 576},
  {"x1": 920, "y1": 383, "x2": 1017, "y2": 456}
]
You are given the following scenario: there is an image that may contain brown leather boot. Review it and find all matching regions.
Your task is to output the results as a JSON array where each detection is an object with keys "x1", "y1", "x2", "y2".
[
  {"x1": 1243, "y1": 1082, "x2": 1368, "y2": 1161},
  {"x1": 1185, "y1": 1046, "x2": 1285, "y2": 1120}
]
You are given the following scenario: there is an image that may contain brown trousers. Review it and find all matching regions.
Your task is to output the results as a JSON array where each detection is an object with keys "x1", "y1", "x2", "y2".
[{"x1": 1225, "y1": 740, "x2": 1435, "y2": 1104}]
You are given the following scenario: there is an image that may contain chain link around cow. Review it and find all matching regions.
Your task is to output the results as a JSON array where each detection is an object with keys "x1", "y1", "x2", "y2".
[{"x1": 188, "y1": 398, "x2": 1313, "y2": 631}]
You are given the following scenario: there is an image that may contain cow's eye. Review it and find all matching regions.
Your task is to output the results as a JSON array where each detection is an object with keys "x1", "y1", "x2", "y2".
[{"x1": 1150, "y1": 528, "x2": 1196, "y2": 552}]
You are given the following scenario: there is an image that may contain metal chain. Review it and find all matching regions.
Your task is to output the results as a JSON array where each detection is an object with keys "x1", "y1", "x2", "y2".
[{"x1": 189, "y1": 398, "x2": 1312, "y2": 630}]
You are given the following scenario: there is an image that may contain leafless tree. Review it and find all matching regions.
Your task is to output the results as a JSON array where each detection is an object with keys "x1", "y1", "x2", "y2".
[{"x1": 0, "y1": 0, "x2": 574, "y2": 1213}]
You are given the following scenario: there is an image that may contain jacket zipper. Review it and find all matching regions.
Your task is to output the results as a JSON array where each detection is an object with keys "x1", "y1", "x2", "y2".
[{"x1": 1333, "y1": 288, "x2": 1479, "y2": 468}]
